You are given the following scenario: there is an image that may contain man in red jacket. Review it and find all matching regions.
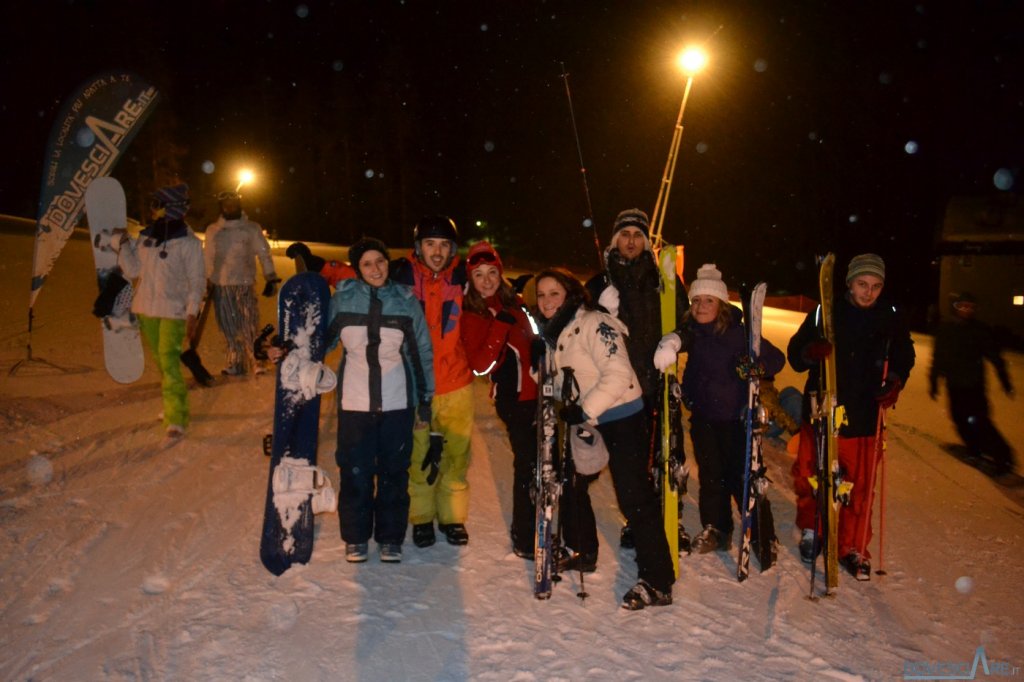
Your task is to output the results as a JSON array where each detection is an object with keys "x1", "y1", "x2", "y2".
[{"x1": 390, "y1": 216, "x2": 475, "y2": 547}]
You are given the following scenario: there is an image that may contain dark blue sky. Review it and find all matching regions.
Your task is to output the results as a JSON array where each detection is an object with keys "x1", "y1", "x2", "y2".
[{"x1": 2, "y1": 1, "x2": 1021, "y2": 315}]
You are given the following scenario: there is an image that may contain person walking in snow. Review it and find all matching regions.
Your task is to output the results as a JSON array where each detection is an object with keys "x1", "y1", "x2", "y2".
[
  {"x1": 116, "y1": 183, "x2": 206, "y2": 443},
  {"x1": 323, "y1": 237, "x2": 434, "y2": 563},
  {"x1": 390, "y1": 216, "x2": 475, "y2": 548},
  {"x1": 459, "y1": 241, "x2": 540, "y2": 559},
  {"x1": 788, "y1": 253, "x2": 915, "y2": 580},
  {"x1": 203, "y1": 190, "x2": 280, "y2": 376},
  {"x1": 535, "y1": 268, "x2": 675, "y2": 610},
  {"x1": 654, "y1": 264, "x2": 785, "y2": 556},
  {"x1": 585, "y1": 208, "x2": 692, "y2": 553},
  {"x1": 929, "y1": 291, "x2": 1016, "y2": 476}
]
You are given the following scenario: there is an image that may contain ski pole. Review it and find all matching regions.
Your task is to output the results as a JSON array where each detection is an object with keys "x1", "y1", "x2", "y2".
[
  {"x1": 876, "y1": 414, "x2": 888, "y2": 576},
  {"x1": 559, "y1": 63, "x2": 602, "y2": 269},
  {"x1": 857, "y1": 344, "x2": 890, "y2": 574}
]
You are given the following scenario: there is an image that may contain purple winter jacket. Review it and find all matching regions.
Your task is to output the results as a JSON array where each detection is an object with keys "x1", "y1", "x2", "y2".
[{"x1": 681, "y1": 306, "x2": 785, "y2": 422}]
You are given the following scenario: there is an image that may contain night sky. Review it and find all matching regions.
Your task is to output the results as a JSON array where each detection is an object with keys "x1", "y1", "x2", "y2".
[{"x1": 2, "y1": 1, "x2": 1021, "y2": 321}]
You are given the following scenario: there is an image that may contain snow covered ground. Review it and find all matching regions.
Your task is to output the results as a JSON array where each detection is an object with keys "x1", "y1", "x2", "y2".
[{"x1": 1, "y1": 225, "x2": 1022, "y2": 681}]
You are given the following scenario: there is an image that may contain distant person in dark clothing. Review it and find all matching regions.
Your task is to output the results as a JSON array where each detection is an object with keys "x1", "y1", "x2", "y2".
[{"x1": 929, "y1": 292, "x2": 1016, "y2": 475}]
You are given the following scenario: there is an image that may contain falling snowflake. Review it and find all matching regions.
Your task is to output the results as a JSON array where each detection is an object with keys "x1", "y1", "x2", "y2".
[{"x1": 201, "y1": 161, "x2": 215, "y2": 174}]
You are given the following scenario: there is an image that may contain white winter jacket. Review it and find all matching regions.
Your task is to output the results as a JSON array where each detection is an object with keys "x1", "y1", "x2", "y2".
[
  {"x1": 119, "y1": 222, "x2": 206, "y2": 320},
  {"x1": 203, "y1": 214, "x2": 277, "y2": 286},
  {"x1": 552, "y1": 306, "x2": 644, "y2": 424}
]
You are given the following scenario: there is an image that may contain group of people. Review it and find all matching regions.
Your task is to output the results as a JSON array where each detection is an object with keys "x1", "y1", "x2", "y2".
[
  {"x1": 115, "y1": 183, "x2": 280, "y2": 444},
  {"x1": 121, "y1": 183, "x2": 1016, "y2": 609}
]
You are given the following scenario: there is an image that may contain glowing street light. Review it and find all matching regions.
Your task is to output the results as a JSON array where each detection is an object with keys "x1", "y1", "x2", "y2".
[
  {"x1": 236, "y1": 169, "x2": 255, "y2": 192},
  {"x1": 649, "y1": 46, "x2": 708, "y2": 251}
]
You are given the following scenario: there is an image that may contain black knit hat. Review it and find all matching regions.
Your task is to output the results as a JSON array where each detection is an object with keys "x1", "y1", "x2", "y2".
[
  {"x1": 611, "y1": 208, "x2": 650, "y2": 240},
  {"x1": 348, "y1": 237, "x2": 390, "y2": 278}
]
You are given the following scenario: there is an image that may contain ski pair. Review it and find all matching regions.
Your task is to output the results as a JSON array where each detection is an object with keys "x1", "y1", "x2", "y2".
[
  {"x1": 533, "y1": 353, "x2": 588, "y2": 599},
  {"x1": 808, "y1": 253, "x2": 846, "y2": 597},
  {"x1": 737, "y1": 282, "x2": 778, "y2": 581}
]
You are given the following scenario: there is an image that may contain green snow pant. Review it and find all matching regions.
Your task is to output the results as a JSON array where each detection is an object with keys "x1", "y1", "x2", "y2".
[
  {"x1": 138, "y1": 315, "x2": 189, "y2": 429},
  {"x1": 408, "y1": 383, "x2": 474, "y2": 526}
]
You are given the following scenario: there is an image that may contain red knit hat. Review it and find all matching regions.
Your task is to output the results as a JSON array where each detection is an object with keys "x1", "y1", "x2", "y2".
[{"x1": 466, "y1": 241, "x2": 503, "y2": 277}]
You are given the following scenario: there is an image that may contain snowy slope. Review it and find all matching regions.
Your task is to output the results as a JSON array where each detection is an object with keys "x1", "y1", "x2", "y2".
[{"x1": 1, "y1": 227, "x2": 1022, "y2": 681}]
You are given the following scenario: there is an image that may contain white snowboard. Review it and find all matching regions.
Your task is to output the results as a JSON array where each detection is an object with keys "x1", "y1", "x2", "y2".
[{"x1": 85, "y1": 177, "x2": 145, "y2": 384}]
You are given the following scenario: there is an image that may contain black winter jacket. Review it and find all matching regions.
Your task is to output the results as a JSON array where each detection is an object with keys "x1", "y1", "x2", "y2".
[{"x1": 788, "y1": 293, "x2": 915, "y2": 437}]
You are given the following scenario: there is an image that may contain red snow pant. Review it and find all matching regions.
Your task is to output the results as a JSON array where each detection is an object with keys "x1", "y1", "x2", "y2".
[{"x1": 792, "y1": 425, "x2": 880, "y2": 558}]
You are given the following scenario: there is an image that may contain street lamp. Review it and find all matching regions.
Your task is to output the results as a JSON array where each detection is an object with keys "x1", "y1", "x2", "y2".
[
  {"x1": 236, "y1": 168, "x2": 255, "y2": 192},
  {"x1": 649, "y1": 46, "x2": 708, "y2": 252}
]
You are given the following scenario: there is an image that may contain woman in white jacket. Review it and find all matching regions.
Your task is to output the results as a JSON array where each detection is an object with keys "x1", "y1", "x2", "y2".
[
  {"x1": 535, "y1": 269, "x2": 674, "y2": 610},
  {"x1": 118, "y1": 183, "x2": 206, "y2": 442}
]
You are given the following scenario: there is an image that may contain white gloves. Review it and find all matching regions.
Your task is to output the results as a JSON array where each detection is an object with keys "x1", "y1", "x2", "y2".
[
  {"x1": 597, "y1": 284, "x2": 620, "y2": 318},
  {"x1": 653, "y1": 332, "x2": 682, "y2": 371}
]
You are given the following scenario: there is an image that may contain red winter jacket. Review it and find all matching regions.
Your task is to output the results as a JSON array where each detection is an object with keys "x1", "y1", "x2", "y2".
[{"x1": 460, "y1": 293, "x2": 538, "y2": 403}]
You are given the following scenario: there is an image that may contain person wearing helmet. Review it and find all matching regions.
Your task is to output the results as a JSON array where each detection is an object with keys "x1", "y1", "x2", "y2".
[
  {"x1": 204, "y1": 190, "x2": 280, "y2": 376},
  {"x1": 390, "y1": 215, "x2": 475, "y2": 548}
]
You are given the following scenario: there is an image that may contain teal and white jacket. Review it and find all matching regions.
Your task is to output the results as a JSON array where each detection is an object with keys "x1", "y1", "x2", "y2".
[{"x1": 328, "y1": 278, "x2": 434, "y2": 413}]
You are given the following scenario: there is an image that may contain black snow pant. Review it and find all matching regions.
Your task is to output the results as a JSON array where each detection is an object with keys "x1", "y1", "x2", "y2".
[
  {"x1": 559, "y1": 411, "x2": 676, "y2": 592},
  {"x1": 690, "y1": 418, "x2": 746, "y2": 539},
  {"x1": 336, "y1": 408, "x2": 414, "y2": 546},
  {"x1": 949, "y1": 386, "x2": 1014, "y2": 468},
  {"x1": 495, "y1": 398, "x2": 538, "y2": 554}
]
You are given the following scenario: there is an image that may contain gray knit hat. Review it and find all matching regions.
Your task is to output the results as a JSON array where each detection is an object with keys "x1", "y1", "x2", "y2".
[{"x1": 846, "y1": 253, "x2": 885, "y2": 284}]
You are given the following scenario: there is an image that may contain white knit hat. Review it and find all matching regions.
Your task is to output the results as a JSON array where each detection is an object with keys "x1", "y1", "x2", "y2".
[{"x1": 688, "y1": 263, "x2": 729, "y2": 303}]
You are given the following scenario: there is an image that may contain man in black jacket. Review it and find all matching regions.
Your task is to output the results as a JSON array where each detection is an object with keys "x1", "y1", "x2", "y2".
[{"x1": 585, "y1": 208, "x2": 690, "y2": 555}]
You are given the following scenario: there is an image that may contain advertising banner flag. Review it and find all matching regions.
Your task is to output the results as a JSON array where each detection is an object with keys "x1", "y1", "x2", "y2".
[{"x1": 29, "y1": 71, "x2": 160, "y2": 310}]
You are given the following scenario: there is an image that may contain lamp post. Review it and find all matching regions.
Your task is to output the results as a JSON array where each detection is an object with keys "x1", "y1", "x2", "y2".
[
  {"x1": 649, "y1": 47, "x2": 708, "y2": 252},
  {"x1": 236, "y1": 169, "x2": 255, "y2": 193}
]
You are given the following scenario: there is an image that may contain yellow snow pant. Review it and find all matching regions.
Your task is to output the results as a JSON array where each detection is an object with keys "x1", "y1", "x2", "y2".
[
  {"x1": 408, "y1": 383, "x2": 474, "y2": 525},
  {"x1": 138, "y1": 315, "x2": 189, "y2": 429}
]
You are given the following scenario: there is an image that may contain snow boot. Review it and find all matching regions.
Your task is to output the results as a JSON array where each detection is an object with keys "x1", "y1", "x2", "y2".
[
  {"x1": 557, "y1": 549, "x2": 597, "y2": 574},
  {"x1": 412, "y1": 522, "x2": 436, "y2": 548},
  {"x1": 840, "y1": 552, "x2": 870, "y2": 581},
  {"x1": 678, "y1": 525, "x2": 692, "y2": 555},
  {"x1": 621, "y1": 580, "x2": 672, "y2": 610},
  {"x1": 345, "y1": 543, "x2": 368, "y2": 563},
  {"x1": 439, "y1": 523, "x2": 469, "y2": 546},
  {"x1": 692, "y1": 525, "x2": 728, "y2": 554},
  {"x1": 619, "y1": 524, "x2": 635, "y2": 549},
  {"x1": 799, "y1": 528, "x2": 821, "y2": 564},
  {"x1": 379, "y1": 543, "x2": 402, "y2": 563}
]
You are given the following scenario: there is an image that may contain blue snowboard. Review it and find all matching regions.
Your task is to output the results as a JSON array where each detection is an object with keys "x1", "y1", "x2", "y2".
[{"x1": 259, "y1": 272, "x2": 332, "y2": 576}]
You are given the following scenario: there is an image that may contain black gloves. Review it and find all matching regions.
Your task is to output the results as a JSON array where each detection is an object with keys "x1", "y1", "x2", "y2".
[
  {"x1": 417, "y1": 403, "x2": 432, "y2": 425},
  {"x1": 421, "y1": 432, "x2": 444, "y2": 485},
  {"x1": 262, "y1": 278, "x2": 281, "y2": 297},
  {"x1": 559, "y1": 404, "x2": 587, "y2": 425},
  {"x1": 495, "y1": 310, "x2": 517, "y2": 325}
]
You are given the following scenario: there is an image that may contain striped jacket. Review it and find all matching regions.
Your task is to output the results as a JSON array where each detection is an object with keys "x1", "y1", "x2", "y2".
[{"x1": 328, "y1": 278, "x2": 434, "y2": 413}]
